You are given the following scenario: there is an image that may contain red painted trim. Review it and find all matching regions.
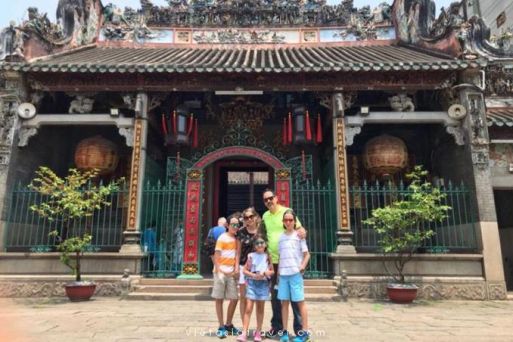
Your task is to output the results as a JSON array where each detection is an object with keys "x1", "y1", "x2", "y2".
[
  {"x1": 213, "y1": 162, "x2": 221, "y2": 224},
  {"x1": 193, "y1": 146, "x2": 286, "y2": 169},
  {"x1": 184, "y1": 147, "x2": 291, "y2": 267}
]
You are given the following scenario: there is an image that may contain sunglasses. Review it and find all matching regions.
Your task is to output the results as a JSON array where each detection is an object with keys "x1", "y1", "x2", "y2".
[
  {"x1": 283, "y1": 218, "x2": 294, "y2": 223},
  {"x1": 264, "y1": 195, "x2": 275, "y2": 202},
  {"x1": 243, "y1": 214, "x2": 255, "y2": 220},
  {"x1": 229, "y1": 223, "x2": 240, "y2": 228},
  {"x1": 255, "y1": 240, "x2": 266, "y2": 246}
]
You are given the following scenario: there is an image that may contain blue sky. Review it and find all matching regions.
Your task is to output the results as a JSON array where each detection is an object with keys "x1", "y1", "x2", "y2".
[{"x1": 0, "y1": 0, "x2": 454, "y2": 28}]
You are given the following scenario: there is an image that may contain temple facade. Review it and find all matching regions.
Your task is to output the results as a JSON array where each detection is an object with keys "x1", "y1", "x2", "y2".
[{"x1": 0, "y1": 0, "x2": 511, "y2": 299}]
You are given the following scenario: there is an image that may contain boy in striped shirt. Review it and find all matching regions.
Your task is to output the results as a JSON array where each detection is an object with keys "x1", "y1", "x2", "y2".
[{"x1": 213, "y1": 214, "x2": 241, "y2": 338}]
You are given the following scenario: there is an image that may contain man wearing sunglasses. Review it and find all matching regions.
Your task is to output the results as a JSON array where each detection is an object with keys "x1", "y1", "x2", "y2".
[{"x1": 261, "y1": 189, "x2": 307, "y2": 338}]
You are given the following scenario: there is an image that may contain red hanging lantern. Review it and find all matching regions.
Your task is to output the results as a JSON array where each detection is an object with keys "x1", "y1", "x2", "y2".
[
  {"x1": 305, "y1": 110, "x2": 312, "y2": 141},
  {"x1": 161, "y1": 113, "x2": 168, "y2": 135},
  {"x1": 282, "y1": 118, "x2": 288, "y2": 146},
  {"x1": 315, "y1": 113, "x2": 323, "y2": 144},
  {"x1": 173, "y1": 105, "x2": 190, "y2": 145},
  {"x1": 287, "y1": 112, "x2": 293, "y2": 144},
  {"x1": 172, "y1": 110, "x2": 177, "y2": 136},
  {"x1": 192, "y1": 118, "x2": 199, "y2": 148},
  {"x1": 187, "y1": 113, "x2": 194, "y2": 136}
]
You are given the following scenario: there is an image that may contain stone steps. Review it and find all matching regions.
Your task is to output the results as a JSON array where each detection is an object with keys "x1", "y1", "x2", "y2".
[
  {"x1": 138, "y1": 278, "x2": 337, "y2": 286},
  {"x1": 128, "y1": 278, "x2": 341, "y2": 301}
]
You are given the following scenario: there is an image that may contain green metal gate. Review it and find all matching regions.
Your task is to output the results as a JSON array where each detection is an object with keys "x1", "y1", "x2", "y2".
[
  {"x1": 4, "y1": 182, "x2": 128, "y2": 252},
  {"x1": 140, "y1": 180, "x2": 186, "y2": 277},
  {"x1": 349, "y1": 181, "x2": 478, "y2": 253},
  {"x1": 140, "y1": 156, "x2": 190, "y2": 277},
  {"x1": 291, "y1": 179, "x2": 338, "y2": 278}
]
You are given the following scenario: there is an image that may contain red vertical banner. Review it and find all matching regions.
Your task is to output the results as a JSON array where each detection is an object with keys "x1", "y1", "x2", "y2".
[
  {"x1": 275, "y1": 168, "x2": 291, "y2": 208},
  {"x1": 276, "y1": 180, "x2": 290, "y2": 208},
  {"x1": 183, "y1": 177, "x2": 201, "y2": 265}
]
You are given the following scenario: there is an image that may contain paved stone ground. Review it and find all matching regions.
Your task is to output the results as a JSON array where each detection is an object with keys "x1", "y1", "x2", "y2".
[{"x1": 1, "y1": 298, "x2": 513, "y2": 342}]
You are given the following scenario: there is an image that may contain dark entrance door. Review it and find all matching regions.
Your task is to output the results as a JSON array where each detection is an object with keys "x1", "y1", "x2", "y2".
[
  {"x1": 216, "y1": 160, "x2": 272, "y2": 218},
  {"x1": 495, "y1": 190, "x2": 513, "y2": 290},
  {"x1": 200, "y1": 159, "x2": 272, "y2": 276}
]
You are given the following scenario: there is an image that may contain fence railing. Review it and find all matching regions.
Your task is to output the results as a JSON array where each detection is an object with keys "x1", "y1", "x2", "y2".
[
  {"x1": 4, "y1": 182, "x2": 129, "y2": 252},
  {"x1": 349, "y1": 181, "x2": 478, "y2": 253},
  {"x1": 292, "y1": 179, "x2": 338, "y2": 278},
  {"x1": 140, "y1": 181, "x2": 186, "y2": 277}
]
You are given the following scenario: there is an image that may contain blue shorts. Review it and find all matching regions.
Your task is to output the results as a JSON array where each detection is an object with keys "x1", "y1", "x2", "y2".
[
  {"x1": 277, "y1": 273, "x2": 304, "y2": 302},
  {"x1": 246, "y1": 279, "x2": 270, "y2": 301}
]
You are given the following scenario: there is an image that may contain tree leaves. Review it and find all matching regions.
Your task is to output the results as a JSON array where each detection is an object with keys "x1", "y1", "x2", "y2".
[
  {"x1": 363, "y1": 166, "x2": 451, "y2": 283},
  {"x1": 29, "y1": 167, "x2": 123, "y2": 281}
]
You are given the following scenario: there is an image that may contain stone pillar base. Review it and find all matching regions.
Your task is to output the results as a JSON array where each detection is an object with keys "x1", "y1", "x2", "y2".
[
  {"x1": 0, "y1": 221, "x2": 6, "y2": 251},
  {"x1": 119, "y1": 244, "x2": 142, "y2": 254},
  {"x1": 177, "y1": 263, "x2": 202, "y2": 279},
  {"x1": 119, "y1": 230, "x2": 141, "y2": 254},
  {"x1": 336, "y1": 245, "x2": 357, "y2": 254},
  {"x1": 487, "y1": 281, "x2": 507, "y2": 300},
  {"x1": 336, "y1": 230, "x2": 356, "y2": 254}
]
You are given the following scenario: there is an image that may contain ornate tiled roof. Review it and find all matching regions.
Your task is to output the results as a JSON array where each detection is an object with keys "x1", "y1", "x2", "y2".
[
  {"x1": 1, "y1": 45, "x2": 474, "y2": 74},
  {"x1": 487, "y1": 108, "x2": 513, "y2": 127}
]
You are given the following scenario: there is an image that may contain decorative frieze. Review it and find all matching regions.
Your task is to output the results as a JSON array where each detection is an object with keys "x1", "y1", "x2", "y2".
[
  {"x1": 344, "y1": 280, "x2": 505, "y2": 300},
  {"x1": 485, "y1": 65, "x2": 513, "y2": 97},
  {"x1": 110, "y1": 0, "x2": 392, "y2": 28},
  {"x1": 0, "y1": 280, "x2": 124, "y2": 297}
]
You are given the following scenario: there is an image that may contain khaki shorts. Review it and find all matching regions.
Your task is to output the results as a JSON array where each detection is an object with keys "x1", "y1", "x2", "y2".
[{"x1": 212, "y1": 272, "x2": 238, "y2": 300}]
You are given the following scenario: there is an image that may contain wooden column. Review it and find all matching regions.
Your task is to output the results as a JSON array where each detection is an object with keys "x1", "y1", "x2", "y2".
[
  {"x1": 120, "y1": 93, "x2": 148, "y2": 254},
  {"x1": 332, "y1": 93, "x2": 356, "y2": 254}
]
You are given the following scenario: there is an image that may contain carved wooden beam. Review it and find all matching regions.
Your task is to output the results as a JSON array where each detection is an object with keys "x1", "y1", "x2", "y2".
[{"x1": 28, "y1": 71, "x2": 457, "y2": 92}]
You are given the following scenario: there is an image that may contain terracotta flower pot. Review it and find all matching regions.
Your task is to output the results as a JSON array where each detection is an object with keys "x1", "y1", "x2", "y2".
[
  {"x1": 64, "y1": 282, "x2": 96, "y2": 302},
  {"x1": 386, "y1": 283, "x2": 418, "y2": 304}
]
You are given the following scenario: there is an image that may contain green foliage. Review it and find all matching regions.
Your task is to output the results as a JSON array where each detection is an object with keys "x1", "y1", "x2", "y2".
[
  {"x1": 364, "y1": 166, "x2": 451, "y2": 283},
  {"x1": 29, "y1": 167, "x2": 122, "y2": 282}
]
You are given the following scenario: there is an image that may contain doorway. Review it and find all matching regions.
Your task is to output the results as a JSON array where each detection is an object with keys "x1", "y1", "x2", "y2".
[
  {"x1": 200, "y1": 158, "x2": 272, "y2": 276},
  {"x1": 495, "y1": 190, "x2": 513, "y2": 290},
  {"x1": 215, "y1": 159, "x2": 272, "y2": 219}
]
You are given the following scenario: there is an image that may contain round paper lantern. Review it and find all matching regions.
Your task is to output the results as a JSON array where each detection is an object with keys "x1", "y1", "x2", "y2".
[
  {"x1": 74, "y1": 136, "x2": 119, "y2": 175},
  {"x1": 363, "y1": 135, "x2": 408, "y2": 178}
]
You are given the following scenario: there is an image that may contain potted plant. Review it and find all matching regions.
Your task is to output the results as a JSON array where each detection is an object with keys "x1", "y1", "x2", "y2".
[
  {"x1": 29, "y1": 166, "x2": 121, "y2": 301},
  {"x1": 364, "y1": 166, "x2": 450, "y2": 303}
]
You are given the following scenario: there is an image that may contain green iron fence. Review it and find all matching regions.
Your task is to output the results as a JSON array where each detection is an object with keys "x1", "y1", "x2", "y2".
[
  {"x1": 349, "y1": 181, "x2": 478, "y2": 253},
  {"x1": 291, "y1": 179, "x2": 338, "y2": 279},
  {"x1": 139, "y1": 180, "x2": 186, "y2": 277},
  {"x1": 4, "y1": 182, "x2": 128, "y2": 252}
]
